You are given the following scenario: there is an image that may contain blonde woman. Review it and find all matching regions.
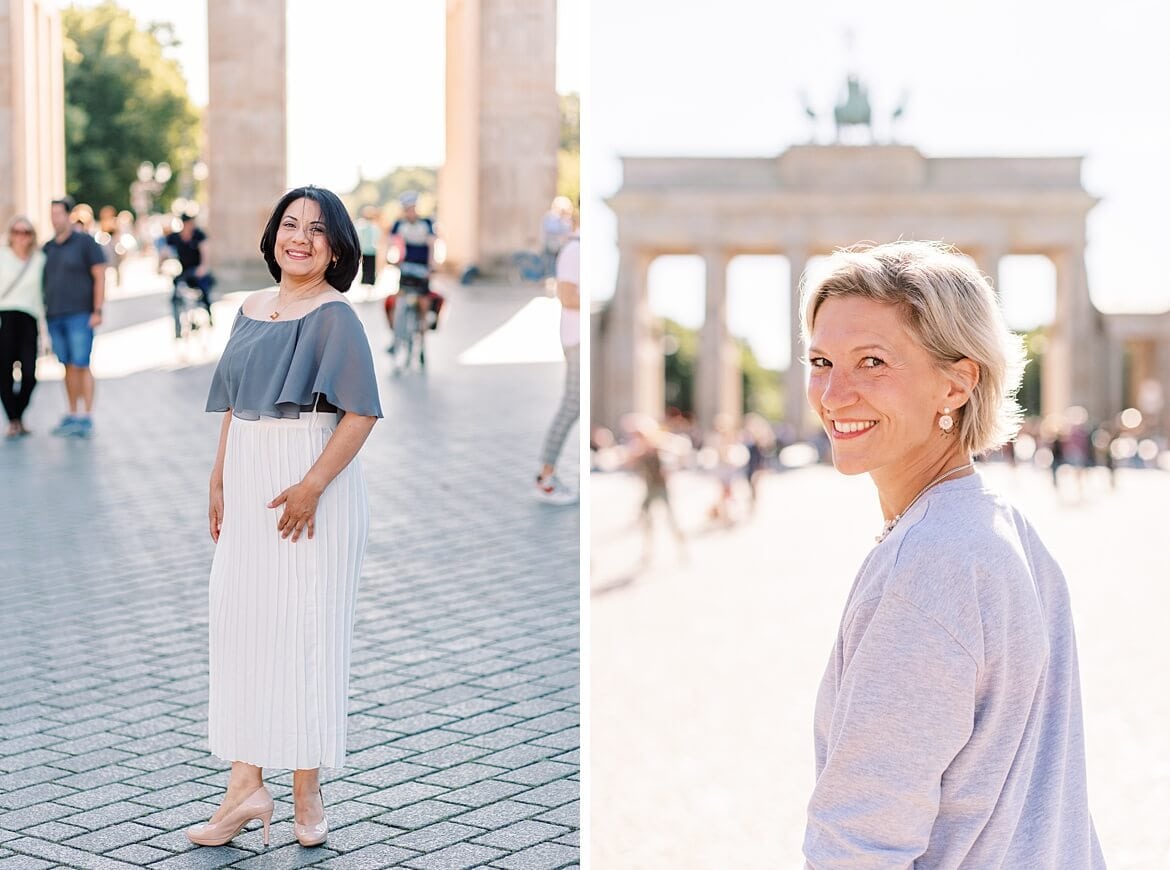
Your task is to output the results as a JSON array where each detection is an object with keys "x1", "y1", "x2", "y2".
[
  {"x1": 801, "y1": 241, "x2": 1105, "y2": 868},
  {"x1": 0, "y1": 216, "x2": 45, "y2": 438}
]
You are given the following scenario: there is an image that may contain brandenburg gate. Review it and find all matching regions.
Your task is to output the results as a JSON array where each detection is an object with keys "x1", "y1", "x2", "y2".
[{"x1": 597, "y1": 143, "x2": 1112, "y2": 436}]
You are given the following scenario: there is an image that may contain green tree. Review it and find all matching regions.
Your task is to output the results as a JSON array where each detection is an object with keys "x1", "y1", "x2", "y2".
[
  {"x1": 62, "y1": 2, "x2": 200, "y2": 213},
  {"x1": 663, "y1": 318, "x2": 697, "y2": 415},
  {"x1": 741, "y1": 344, "x2": 783, "y2": 420},
  {"x1": 342, "y1": 167, "x2": 439, "y2": 219},
  {"x1": 662, "y1": 317, "x2": 783, "y2": 419},
  {"x1": 1017, "y1": 328, "x2": 1045, "y2": 417}
]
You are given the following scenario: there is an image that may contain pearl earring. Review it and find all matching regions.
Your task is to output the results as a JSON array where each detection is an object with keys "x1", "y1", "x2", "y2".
[{"x1": 939, "y1": 408, "x2": 955, "y2": 432}]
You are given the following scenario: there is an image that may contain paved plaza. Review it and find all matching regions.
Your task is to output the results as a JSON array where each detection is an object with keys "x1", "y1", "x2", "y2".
[
  {"x1": 0, "y1": 264, "x2": 580, "y2": 869},
  {"x1": 592, "y1": 460, "x2": 1170, "y2": 869}
]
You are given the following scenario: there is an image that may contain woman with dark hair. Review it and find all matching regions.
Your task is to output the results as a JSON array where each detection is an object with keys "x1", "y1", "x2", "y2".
[{"x1": 187, "y1": 186, "x2": 382, "y2": 849}]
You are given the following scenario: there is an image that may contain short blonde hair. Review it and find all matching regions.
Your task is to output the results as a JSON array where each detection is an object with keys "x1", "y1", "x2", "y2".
[{"x1": 800, "y1": 240, "x2": 1025, "y2": 456}]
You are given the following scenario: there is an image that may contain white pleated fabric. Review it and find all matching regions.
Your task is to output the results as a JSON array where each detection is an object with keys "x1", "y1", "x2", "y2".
[{"x1": 208, "y1": 412, "x2": 368, "y2": 770}]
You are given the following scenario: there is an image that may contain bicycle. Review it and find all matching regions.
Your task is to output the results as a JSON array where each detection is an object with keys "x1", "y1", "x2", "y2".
[
  {"x1": 389, "y1": 265, "x2": 429, "y2": 375},
  {"x1": 174, "y1": 283, "x2": 211, "y2": 343}
]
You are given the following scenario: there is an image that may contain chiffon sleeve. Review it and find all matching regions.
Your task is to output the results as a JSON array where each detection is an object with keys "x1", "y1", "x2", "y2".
[{"x1": 273, "y1": 303, "x2": 383, "y2": 418}]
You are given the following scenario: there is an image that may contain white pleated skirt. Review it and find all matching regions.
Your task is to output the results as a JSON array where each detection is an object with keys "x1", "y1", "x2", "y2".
[{"x1": 208, "y1": 413, "x2": 368, "y2": 770}]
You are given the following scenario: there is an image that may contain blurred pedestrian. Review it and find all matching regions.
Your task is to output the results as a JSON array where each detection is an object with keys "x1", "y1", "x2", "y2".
[
  {"x1": 190, "y1": 186, "x2": 382, "y2": 849},
  {"x1": 742, "y1": 412, "x2": 775, "y2": 510},
  {"x1": 801, "y1": 241, "x2": 1104, "y2": 866},
  {"x1": 0, "y1": 216, "x2": 45, "y2": 438},
  {"x1": 622, "y1": 413, "x2": 685, "y2": 565},
  {"x1": 533, "y1": 229, "x2": 580, "y2": 505},
  {"x1": 70, "y1": 202, "x2": 96, "y2": 235},
  {"x1": 1091, "y1": 424, "x2": 1116, "y2": 488},
  {"x1": 705, "y1": 413, "x2": 746, "y2": 524},
  {"x1": 355, "y1": 205, "x2": 381, "y2": 286},
  {"x1": 165, "y1": 213, "x2": 215, "y2": 337},
  {"x1": 96, "y1": 205, "x2": 119, "y2": 277},
  {"x1": 540, "y1": 195, "x2": 574, "y2": 278},
  {"x1": 1047, "y1": 421, "x2": 1065, "y2": 489},
  {"x1": 42, "y1": 195, "x2": 106, "y2": 438}
]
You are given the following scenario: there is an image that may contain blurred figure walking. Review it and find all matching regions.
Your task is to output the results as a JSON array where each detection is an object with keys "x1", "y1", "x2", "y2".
[
  {"x1": 533, "y1": 229, "x2": 580, "y2": 505},
  {"x1": 355, "y1": 205, "x2": 381, "y2": 286},
  {"x1": 623, "y1": 413, "x2": 685, "y2": 565},
  {"x1": 705, "y1": 413, "x2": 747, "y2": 525},
  {"x1": 743, "y1": 413, "x2": 776, "y2": 512},
  {"x1": 0, "y1": 216, "x2": 45, "y2": 438},
  {"x1": 43, "y1": 196, "x2": 106, "y2": 438},
  {"x1": 540, "y1": 196, "x2": 573, "y2": 279}
]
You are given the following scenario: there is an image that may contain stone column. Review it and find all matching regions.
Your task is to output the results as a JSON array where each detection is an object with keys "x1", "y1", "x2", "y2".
[
  {"x1": 785, "y1": 247, "x2": 809, "y2": 438},
  {"x1": 972, "y1": 243, "x2": 1005, "y2": 298},
  {"x1": 441, "y1": 0, "x2": 558, "y2": 273},
  {"x1": 206, "y1": 0, "x2": 287, "y2": 291},
  {"x1": 1104, "y1": 331, "x2": 1125, "y2": 427},
  {"x1": 0, "y1": 0, "x2": 64, "y2": 236},
  {"x1": 1046, "y1": 246, "x2": 1099, "y2": 420},
  {"x1": 600, "y1": 245, "x2": 660, "y2": 431},
  {"x1": 1154, "y1": 340, "x2": 1170, "y2": 435},
  {"x1": 696, "y1": 248, "x2": 739, "y2": 432}
]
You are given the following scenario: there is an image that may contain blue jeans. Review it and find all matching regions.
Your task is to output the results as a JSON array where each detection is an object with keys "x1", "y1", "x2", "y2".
[{"x1": 47, "y1": 312, "x2": 94, "y2": 368}]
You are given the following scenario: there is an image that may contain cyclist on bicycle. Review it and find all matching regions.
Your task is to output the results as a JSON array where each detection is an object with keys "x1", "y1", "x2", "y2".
[
  {"x1": 386, "y1": 192, "x2": 436, "y2": 350},
  {"x1": 165, "y1": 214, "x2": 215, "y2": 339}
]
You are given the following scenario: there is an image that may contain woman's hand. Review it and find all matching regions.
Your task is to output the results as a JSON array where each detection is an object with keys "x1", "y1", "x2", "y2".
[
  {"x1": 268, "y1": 481, "x2": 322, "y2": 542},
  {"x1": 209, "y1": 479, "x2": 224, "y2": 542}
]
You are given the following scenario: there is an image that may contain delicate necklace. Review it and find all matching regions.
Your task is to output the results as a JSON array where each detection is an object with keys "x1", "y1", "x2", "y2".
[
  {"x1": 269, "y1": 286, "x2": 322, "y2": 320},
  {"x1": 875, "y1": 461, "x2": 974, "y2": 543}
]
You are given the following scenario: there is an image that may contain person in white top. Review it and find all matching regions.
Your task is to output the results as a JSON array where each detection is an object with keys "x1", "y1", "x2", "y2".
[
  {"x1": 534, "y1": 228, "x2": 580, "y2": 504},
  {"x1": 0, "y1": 215, "x2": 46, "y2": 438}
]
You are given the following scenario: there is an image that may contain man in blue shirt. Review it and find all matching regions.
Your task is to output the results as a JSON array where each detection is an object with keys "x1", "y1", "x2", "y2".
[{"x1": 42, "y1": 196, "x2": 106, "y2": 438}]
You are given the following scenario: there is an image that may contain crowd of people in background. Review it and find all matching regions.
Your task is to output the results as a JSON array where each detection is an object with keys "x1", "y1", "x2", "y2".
[
  {"x1": 591, "y1": 404, "x2": 1169, "y2": 551},
  {"x1": 2, "y1": 190, "x2": 583, "y2": 455}
]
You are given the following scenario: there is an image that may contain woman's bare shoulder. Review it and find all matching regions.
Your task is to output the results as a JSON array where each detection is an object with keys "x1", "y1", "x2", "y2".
[{"x1": 239, "y1": 287, "x2": 280, "y2": 318}]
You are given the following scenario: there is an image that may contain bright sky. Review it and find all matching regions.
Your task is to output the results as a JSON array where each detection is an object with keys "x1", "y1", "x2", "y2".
[
  {"x1": 69, "y1": 0, "x2": 583, "y2": 191},
  {"x1": 589, "y1": 0, "x2": 1170, "y2": 368}
]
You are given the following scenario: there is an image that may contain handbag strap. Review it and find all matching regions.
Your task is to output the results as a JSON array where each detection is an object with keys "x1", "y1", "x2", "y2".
[{"x1": 0, "y1": 256, "x2": 35, "y2": 305}]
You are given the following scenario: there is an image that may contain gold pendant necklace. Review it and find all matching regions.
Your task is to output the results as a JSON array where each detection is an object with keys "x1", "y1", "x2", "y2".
[
  {"x1": 875, "y1": 462, "x2": 974, "y2": 544},
  {"x1": 269, "y1": 286, "x2": 321, "y2": 320}
]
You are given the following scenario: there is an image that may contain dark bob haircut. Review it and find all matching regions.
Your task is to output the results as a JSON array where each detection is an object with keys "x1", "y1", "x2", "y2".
[{"x1": 259, "y1": 185, "x2": 361, "y2": 291}]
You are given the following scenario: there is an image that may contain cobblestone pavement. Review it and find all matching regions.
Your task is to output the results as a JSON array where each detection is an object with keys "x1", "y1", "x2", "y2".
[
  {"x1": 592, "y1": 461, "x2": 1170, "y2": 869},
  {"x1": 0, "y1": 263, "x2": 580, "y2": 869}
]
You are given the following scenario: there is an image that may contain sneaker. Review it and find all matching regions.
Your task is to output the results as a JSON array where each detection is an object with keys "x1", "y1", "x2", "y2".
[
  {"x1": 51, "y1": 416, "x2": 79, "y2": 436},
  {"x1": 69, "y1": 418, "x2": 94, "y2": 439},
  {"x1": 533, "y1": 475, "x2": 578, "y2": 506}
]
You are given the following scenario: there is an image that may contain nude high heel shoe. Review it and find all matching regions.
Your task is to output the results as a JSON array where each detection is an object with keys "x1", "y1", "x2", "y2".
[
  {"x1": 293, "y1": 787, "x2": 328, "y2": 846},
  {"x1": 185, "y1": 785, "x2": 273, "y2": 847}
]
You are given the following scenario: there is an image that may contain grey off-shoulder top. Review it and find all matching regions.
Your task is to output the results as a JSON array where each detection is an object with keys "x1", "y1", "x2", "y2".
[{"x1": 205, "y1": 300, "x2": 384, "y2": 421}]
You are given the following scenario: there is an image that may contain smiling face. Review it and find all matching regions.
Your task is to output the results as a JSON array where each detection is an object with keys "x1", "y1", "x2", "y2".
[
  {"x1": 807, "y1": 295, "x2": 958, "y2": 479},
  {"x1": 275, "y1": 198, "x2": 332, "y2": 282}
]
